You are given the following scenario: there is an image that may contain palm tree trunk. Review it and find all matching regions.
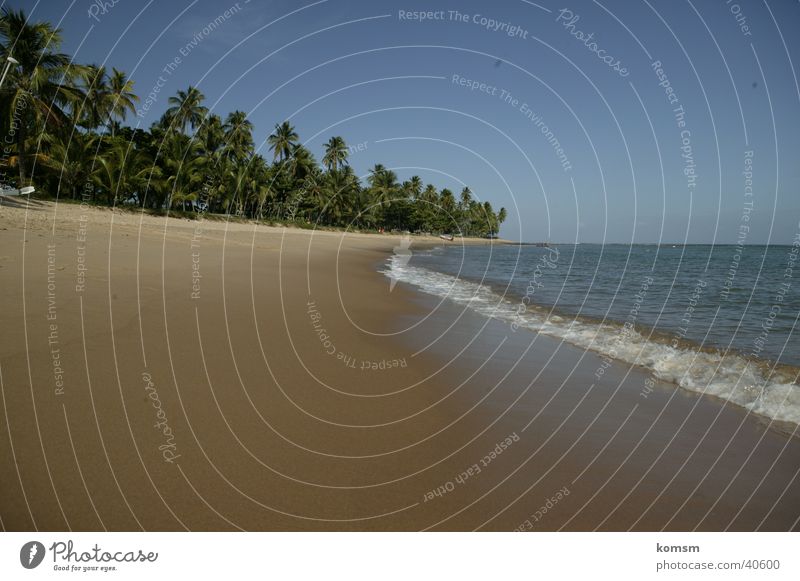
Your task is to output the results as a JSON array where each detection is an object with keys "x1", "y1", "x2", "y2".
[{"x1": 15, "y1": 119, "x2": 27, "y2": 186}]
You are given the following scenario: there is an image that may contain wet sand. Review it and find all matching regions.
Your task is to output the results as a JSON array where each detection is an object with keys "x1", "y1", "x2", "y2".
[{"x1": 0, "y1": 200, "x2": 798, "y2": 531}]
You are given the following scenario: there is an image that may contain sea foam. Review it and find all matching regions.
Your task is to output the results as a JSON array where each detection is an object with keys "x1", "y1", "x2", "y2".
[{"x1": 383, "y1": 255, "x2": 800, "y2": 427}]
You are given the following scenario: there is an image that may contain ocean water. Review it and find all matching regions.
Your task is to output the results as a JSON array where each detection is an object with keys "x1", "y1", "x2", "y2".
[{"x1": 384, "y1": 243, "x2": 800, "y2": 426}]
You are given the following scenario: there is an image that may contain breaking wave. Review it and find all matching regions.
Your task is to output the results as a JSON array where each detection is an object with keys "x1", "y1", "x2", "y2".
[{"x1": 383, "y1": 255, "x2": 800, "y2": 427}]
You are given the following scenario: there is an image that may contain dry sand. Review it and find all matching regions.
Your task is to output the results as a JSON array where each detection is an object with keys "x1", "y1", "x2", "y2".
[{"x1": 1, "y1": 198, "x2": 798, "y2": 531}]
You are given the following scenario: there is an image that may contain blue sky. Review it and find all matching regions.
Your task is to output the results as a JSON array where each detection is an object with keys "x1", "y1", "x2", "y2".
[{"x1": 17, "y1": 0, "x2": 800, "y2": 243}]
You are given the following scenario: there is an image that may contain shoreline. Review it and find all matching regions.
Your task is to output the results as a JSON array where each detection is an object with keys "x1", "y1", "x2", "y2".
[
  {"x1": 1, "y1": 201, "x2": 799, "y2": 531},
  {"x1": 390, "y1": 289, "x2": 800, "y2": 531},
  {"x1": 385, "y1": 245, "x2": 800, "y2": 432}
]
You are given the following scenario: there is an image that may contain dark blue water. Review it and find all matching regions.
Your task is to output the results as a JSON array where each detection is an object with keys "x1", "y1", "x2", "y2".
[
  {"x1": 386, "y1": 243, "x2": 800, "y2": 424},
  {"x1": 410, "y1": 244, "x2": 799, "y2": 366}
]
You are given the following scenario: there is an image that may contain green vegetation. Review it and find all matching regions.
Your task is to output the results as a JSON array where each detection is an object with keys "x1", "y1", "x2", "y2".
[{"x1": 0, "y1": 8, "x2": 506, "y2": 236}]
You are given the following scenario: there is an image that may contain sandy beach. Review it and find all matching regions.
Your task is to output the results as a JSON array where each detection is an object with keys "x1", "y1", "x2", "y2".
[{"x1": 0, "y1": 199, "x2": 798, "y2": 531}]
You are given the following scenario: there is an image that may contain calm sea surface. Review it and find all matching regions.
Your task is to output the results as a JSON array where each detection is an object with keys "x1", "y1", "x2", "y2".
[{"x1": 386, "y1": 243, "x2": 800, "y2": 425}]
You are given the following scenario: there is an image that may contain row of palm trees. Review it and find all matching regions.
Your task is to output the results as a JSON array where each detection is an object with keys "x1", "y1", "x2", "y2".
[{"x1": 0, "y1": 7, "x2": 506, "y2": 236}]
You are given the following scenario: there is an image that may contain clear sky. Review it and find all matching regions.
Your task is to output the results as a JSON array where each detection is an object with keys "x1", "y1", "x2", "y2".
[{"x1": 18, "y1": 0, "x2": 800, "y2": 243}]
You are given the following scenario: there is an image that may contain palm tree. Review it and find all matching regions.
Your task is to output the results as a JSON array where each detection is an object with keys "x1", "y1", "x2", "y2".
[
  {"x1": 77, "y1": 64, "x2": 110, "y2": 131},
  {"x1": 288, "y1": 143, "x2": 316, "y2": 181},
  {"x1": 167, "y1": 166, "x2": 204, "y2": 210},
  {"x1": 322, "y1": 136, "x2": 348, "y2": 171},
  {"x1": 318, "y1": 165, "x2": 358, "y2": 225},
  {"x1": 458, "y1": 187, "x2": 473, "y2": 235},
  {"x1": 348, "y1": 186, "x2": 376, "y2": 229},
  {"x1": 222, "y1": 110, "x2": 254, "y2": 163},
  {"x1": 209, "y1": 155, "x2": 236, "y2": 212},
  {"x1": 41, "y1": 132, "x2": 98, "y2": 199},
  {"x1": 368, "y1": 164, "x2": 399, "y2": 221},
  {"x1": 229, "y1": 161, "x2": 254, "y2": 215},
  {"x1": 482, "y1": 200, "x2": 498, "y2": 236},
  {"x1": 438, "y1": 188, "x2": 456, "y2": 232},
  {"x1": 93, "y1": 139, "x2": 154, "y2": 205},
  {"x1": 405, "y1": 175, "x2": 422, "y2": 200},
  {"x1": 197, "y1": 113, "x2": 225, "y2": 154},
  {"x1": 368, "y1": 163, "x2": 386, "y2": 179},
  {"x1": 107, "y1": 67, "x2": 138, "y2": 129},
  {"x1": 439, "y1": 189, "x2": 456, "y2": 212},
  {"x1": 490, "y1": 206, "x2": 506, "y2": 237},
  {"x1": 414, "y1": 183, "x2": 439, "y2": 231},
  {"x1": 74, "y1": 64, "x2": 137, "y2": 134},
  {"x1": 190, "y1": 113, "x2": 226, "y2": 209},
  {"x1": 0, "y1": 8, "x2": 77, "y2": 185},
  {"x1": 154, "y1": 131, "x2": 206, "y2": 209},
  {"x1": 268, "y1": 121, "x2": 298, "y2": 162},
  {"x1": 164, "y1": 86, "x2": 207, "y2": 134},
  {"x1": 246, "y1": 155, "x2": 274, "y2": 219},
  {"x1": 297, "y1": 171, "x2": 324, "y2": 221},
  {"x1": 459, "y1": 187, "x2": 472, "y2": 208}
]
